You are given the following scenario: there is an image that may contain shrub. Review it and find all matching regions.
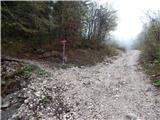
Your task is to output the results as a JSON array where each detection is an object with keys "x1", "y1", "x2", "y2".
[{"x1": 139, "y1": 11, "x2": 160, "y2": 87}]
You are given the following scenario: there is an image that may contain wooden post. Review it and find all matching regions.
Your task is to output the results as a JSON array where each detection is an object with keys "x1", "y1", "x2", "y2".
[
  {"x1": 60, "y1": 39, "x2": 66, "y2": 64},
  {"x1": 62, "y1": 42, "x2": 65, "y2": 64}
]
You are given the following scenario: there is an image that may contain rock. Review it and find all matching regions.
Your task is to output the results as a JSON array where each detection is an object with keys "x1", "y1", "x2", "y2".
[
  {"x1": 114, "y1": 94, "x2": 120, "y2": 100},
  {"x1": 1, "y1": 80, "x2": 7, "y2": 85},
  {"x1": 29, "y1": 103, "x2": 33, "y2": 108},
  {"x1": 36, "y1": 48, "x2": 47, "y2": 54},
  {"x1": 146, "y1": 87, "x2": 152, "y2": 92},
  {"x1": 41, "y1": 95, "x2": 45, "y2": 99},
  {"x1": 35, "y1": 91, "x2": 41, "y2": 97},
  {"x1": 126, "y1": 113, "x2": 138, "y2": 120},
  {"x1": 24, "y1": 99, "x2": 29, "y2": 104},
  {"x1": 1, "y1": 101, "x2": 10, "y2": 109}
]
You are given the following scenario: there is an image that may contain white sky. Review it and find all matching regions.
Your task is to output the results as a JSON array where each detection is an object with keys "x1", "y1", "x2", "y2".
[{"x1": 98, "y1": 0, "x2": 160, "y2": 48}]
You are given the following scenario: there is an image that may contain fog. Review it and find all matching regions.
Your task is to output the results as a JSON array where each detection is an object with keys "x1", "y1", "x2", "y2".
[{"x1": 98, "y1": 0, "x2": 160, "y2": 49}]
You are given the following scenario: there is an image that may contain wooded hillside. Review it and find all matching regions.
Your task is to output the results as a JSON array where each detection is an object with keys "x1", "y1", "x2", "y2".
[{"x1": 2, "y1": 1, "x2": 117, "y2": 60}]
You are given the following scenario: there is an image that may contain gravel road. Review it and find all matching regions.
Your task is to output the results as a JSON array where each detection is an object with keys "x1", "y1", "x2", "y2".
[{"x1": 11, "y1": 50, "x2": 160, "y2": 120}]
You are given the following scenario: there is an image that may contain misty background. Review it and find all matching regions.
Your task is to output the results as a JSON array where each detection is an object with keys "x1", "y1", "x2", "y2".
[{"x1": 97, "y1": 0, "x2": 160, "y2": 49}]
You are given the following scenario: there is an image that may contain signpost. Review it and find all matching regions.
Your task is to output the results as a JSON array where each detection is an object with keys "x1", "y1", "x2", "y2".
[{"x1": 60, "y1": 39, "x2": 67, "y2": 64}]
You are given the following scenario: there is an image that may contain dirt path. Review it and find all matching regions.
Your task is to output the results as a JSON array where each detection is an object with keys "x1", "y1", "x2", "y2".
[{"x1": 11, "y1": 50, "x2": 160, "y2": 120}]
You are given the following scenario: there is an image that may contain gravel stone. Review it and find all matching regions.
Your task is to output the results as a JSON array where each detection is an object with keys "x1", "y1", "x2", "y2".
[{"x1": 8, "y1": 50, "x2": 160, "y2": 120}]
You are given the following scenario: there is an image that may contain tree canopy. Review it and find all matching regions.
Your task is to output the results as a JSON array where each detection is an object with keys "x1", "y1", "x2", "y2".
[{"x1": 1, "y1": 1, "x2": 117, "y2": 49}]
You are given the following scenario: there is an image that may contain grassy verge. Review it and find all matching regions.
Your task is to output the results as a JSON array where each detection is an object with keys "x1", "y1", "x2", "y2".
[
  {"x1": 138, "y1": 12, "x2": 160, "y2": 87},
  {"x1": 140, "y1": 57, "x2": 160, "y2": 87}
]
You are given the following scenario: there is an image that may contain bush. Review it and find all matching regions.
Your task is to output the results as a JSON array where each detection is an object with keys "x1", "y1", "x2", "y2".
[{"x1": 139, "y1": 11, "x2": 160, "y2": 87}]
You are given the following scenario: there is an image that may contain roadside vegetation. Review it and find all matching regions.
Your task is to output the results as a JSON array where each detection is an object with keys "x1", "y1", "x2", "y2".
[
  {"x1": 138, "y1": 11, "x2": 160, "y2": 87},
  {"x1": 1, "y1": 58, "x2": 48, "y2": 97}
]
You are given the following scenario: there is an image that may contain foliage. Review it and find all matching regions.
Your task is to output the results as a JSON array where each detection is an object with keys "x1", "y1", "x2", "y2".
[
  {"x1": 51, "y1": 1, "x2": 87, "y2": 47},
  {"x1": 138, "y1": 11, "x2": 160, "y2": 87},
  {"x1": 20, "y1": 64, "x2": 36, "y2": 78},
  {"x1": 20, "y1": 64, "x2": 48, "y2": 78},
  {"x1": 1, "y1": 1, "x2": 52, "y2": 42},
  {"x1": 154, "y1": 80, "x2": 160, "y2": 87},
  {"x1": 1, "y1": 1, "x2": 117, "y2": 50},
  {"x1": 82, "y1": 2, "x2": 117, "y2": 47}
]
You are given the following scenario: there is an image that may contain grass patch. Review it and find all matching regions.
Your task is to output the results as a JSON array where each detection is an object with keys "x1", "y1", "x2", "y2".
[
  {"x1": 19, "y1": 64, "x2": 48, "y2": 78},
  {"x1": 154, "y1": 80, "x2": 160, "y2": 87},
  {"x1": 20, "y1": 64, "x2": 37, "y2": 78}
]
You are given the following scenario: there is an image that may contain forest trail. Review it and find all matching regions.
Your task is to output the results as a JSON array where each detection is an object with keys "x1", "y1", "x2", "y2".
[{"x1": 11, "y1": 50, "x2": 160, "y2": 120}]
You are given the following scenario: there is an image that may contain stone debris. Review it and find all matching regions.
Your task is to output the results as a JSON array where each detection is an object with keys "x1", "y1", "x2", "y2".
[
  {"x1": 2, "y1": 50, "x2": 160, "y2": 120},
  {"x1": 1, "y1": 101, "x2": 10, "y2": 109}
]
